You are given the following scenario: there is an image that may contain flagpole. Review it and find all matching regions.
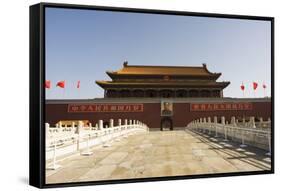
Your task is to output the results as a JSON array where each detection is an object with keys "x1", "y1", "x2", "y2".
[
  {"x1": 263, "y1": 82, "x2": 266, "y2": 97},
  {"x1": 63, "y1": 80, "x2": 65, "y2": 98},
  {"x1": 76, "y1": 80, "x2": 79, "y2": 99},
  {"x1": 241, "y1": 82, "x2": 245, "y2": 98}
]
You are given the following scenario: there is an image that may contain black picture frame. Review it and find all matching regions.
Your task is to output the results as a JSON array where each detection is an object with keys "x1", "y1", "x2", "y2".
[{"x1": 30, "y1": 2, "x2": 274, "y2": 188}]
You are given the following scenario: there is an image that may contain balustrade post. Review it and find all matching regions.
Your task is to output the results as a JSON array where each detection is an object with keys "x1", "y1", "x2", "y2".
[
  {"x1": 199, "y1": 118, "x2": 202, "y2": 132},
  {"x1": 98, "y1": 120, "x2": 103, "y2": 130},
  {"x1": 129, "y1": 120, "x2": 132, "y2": 129},
  {"x1": 203, "y1": 118, "x2": 206, "y2": 133},
  {"x1": 208, "y1": 117, "x2": 211, "y2": 134},
  {"x1": 122, "y1": 119, "x2": 128, "y2": 138},
  {"x1": 221, "y1": 116, "x2": 228, "y2": 141},
  {"x1": 266, "y1": 130, "x2": 271, "y2": 156},
  {"x1": 57, "y1": 121, "x2": 62, "y2": 133},
  {"x1": 231, "y1": 116, "x2": 237, "y2": 126},
  {"x1": 221, "y1": 116, "x2": 225, "y2": 125},
  {"x1": 124, "y1": 119, "x2": 128, "y2": 129},
  {"x1": 240, "y1": 127, "x2": 247, "y2": 148},
  {"x1": 48, "y1": 139, "x2": 61, "y2": 170},
  {"x1": 76, "y1": 121, "x2": 83, "y2": 150},
  {"x1": 250, "y1": 117, "x2": 256, "y2": 128},
  {"x1": 95, "y1": 123, "x2": 98, "y2": 130},
  {"x1": 81, "y1": 130, "x2": 93, "y2": 156},
  {"x1": 45, "y1": 123, "x2": 50, "y2": 136},
  {"x1": 259, "y1": 117, "x2": 263, "y2": 128},
  {"x1": 214, "y1": 116, "x2": 218, "y2": 137},
  {"x1": 109, "y1": 119, "x2": 114, "y2": 128},
  {"x1": 242, "y1": 117, "x2": 246, "y2": 125},
  {"x1": 268, "y1": 117, "x2": 271, "y2": 128}
]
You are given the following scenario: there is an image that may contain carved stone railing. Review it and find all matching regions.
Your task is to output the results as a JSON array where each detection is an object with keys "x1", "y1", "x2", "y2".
[
  {"x1": 45, "y1": 119, "x2": 149, "y2": 170},
  {"x1": 186, "y1": 116, "x2": 271, "y2": 155}
]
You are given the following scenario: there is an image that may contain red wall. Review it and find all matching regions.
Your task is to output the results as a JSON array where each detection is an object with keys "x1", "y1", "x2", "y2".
[{"x1": 45, "y1": 101, "x2": 271, "y2": 129}]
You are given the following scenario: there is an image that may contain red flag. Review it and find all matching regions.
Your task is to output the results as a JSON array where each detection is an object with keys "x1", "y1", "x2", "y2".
[
  {"x1": 77, "y1": 80, "x2": 80, "y2": 89},
  {"x1": 45, "y1": 80, "x2": 51, "y2": 89},
  {"x1": 253, "y1": 82, "x2": 258, "y2": 90},
  {"x1": 263, "y1": 84, "x2": 267, "y2": 89},
  {"x1": 240, "y1": 83, "x2": 245, "y2": 91},
  {"x1": 56, "y1": 81, "x2": 65, "y2": 88}
]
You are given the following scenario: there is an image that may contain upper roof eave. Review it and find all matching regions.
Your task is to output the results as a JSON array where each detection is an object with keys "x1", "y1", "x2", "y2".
[{"x1": 106, "y1": 63, "x2": 222, "y2": 78}]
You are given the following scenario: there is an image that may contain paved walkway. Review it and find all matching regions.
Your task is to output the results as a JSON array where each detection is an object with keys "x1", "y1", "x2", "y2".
[{"x1": 46, "y1": 130, "x2": 271, "y2": 184}]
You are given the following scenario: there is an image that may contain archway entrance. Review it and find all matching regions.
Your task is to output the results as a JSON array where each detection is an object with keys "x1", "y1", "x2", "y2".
[{"x1": 160, "y1": 117, "x2": 173, "y2": 131}]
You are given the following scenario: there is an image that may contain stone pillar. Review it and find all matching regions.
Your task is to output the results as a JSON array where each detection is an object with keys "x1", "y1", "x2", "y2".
[
  {"x1": 118, "y1": 119, "x2": 122, "y2": 126},
  {"x1": 89, "y1": 123, "x2": 92, "y2": 128},
  {"x1": 208, "y1": 117, "x2": 211, "y2": 123},
  {"x1": 71, "y1": 122, "x2": 75, "y2": 128},
  {"x1": 221, "y1": 116, "x2": 225, "y2": 125},
  {"x1": 45, "y1": 123, "x2": 50, "y2": 135},
  {"x1": 250, "y1": 117, "x2": 256, "y2": 128},
  {"x1": 203, "y1": 118, "x2": 207, "y2": 123},
  {"x1": 259, "y1": 117, "x2": 263, "y2": 123},
  {"x1": 231, "y1": 116, "x2": 236, "y2": 126},
  {"x1": 267, "y1": 117, "x2": 271, "y2": 128},
  {"x1": 200, "y1": 118, "x2": 202, "y2": 123},
  {"x1": 95, "y1": 123, "x2": 98, "y2": 130},
  {"x1": 124, "y1": 119, "x2": 128, "y2": 129},
  {"x1": 109, "y1": 119, "x2": 114, "y2": 128},
  {"x1": 58, "y1": 121, "x2": 62, "y2": 128},
  {"x1": 77, "y1": 121, "x2": 83, "y2": 134},
  {"x1": 98, "y1": 120, "x2": 103, "y2": 130},
  {"x1": 214, "y1": 116, "x2": 217, "y2": 124},
  {"x1": 242, "y1": 117, "x2": 246, "y2": 125},
  {"x1": 76, "y1": 121, "x2": 83, "y2": 150},
  {"x1": 214, "y1": 116, "x2": 218, "y2": 137}
]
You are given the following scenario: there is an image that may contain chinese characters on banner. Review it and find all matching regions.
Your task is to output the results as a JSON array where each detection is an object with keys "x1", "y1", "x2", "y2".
[
  {"x1": 68, "y1": 104, "x2": 143, "y2": 113},
  {"x1": 190, "y1": 103, "x2": 253, "y2": 111}
]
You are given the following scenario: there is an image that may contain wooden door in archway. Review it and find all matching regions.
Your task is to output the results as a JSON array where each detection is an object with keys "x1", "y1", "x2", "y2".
[{"x1": 161, "y1": 117, "x2": 173, "y2": 131}]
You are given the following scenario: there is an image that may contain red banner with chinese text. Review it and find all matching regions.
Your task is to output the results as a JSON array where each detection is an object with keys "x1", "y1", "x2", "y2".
[
  {"x1": 190, "y1": 103, "x2": 253, "y2": 111},
  {"x1": 68, "y1": 104, "x2": 143, "y2": 113}
]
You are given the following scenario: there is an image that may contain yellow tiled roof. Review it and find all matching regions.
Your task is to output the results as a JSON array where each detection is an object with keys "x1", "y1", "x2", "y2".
[{"x1": 108, "y1": 63, "x2": 219, "y2": 76}]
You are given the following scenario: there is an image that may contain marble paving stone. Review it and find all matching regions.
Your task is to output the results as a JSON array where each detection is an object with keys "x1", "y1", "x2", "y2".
[{"x1": 46, "y1": 130, "x2": 271, "y2": 184}]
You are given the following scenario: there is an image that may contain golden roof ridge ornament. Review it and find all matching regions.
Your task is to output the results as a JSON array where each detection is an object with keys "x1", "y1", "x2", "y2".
[{"x1": 123, "y1": 60, "x2": 128, "y2": 67}]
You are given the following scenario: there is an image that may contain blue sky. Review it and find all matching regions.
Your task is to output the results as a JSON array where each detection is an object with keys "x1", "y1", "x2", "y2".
[{"x1": 45, "y1": 7, "x2": 271, "y2": 99}]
